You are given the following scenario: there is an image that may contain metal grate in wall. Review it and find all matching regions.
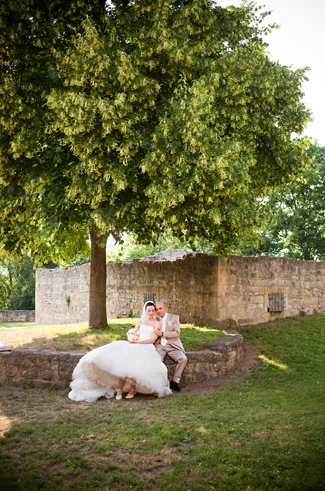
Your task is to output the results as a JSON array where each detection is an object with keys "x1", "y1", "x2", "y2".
[
  {"x1": 268, "y1": 293, "x2": 285, "y2": 312},
  {"x1": 143, "y1": 293, "x2": 157, "y2": 304}
]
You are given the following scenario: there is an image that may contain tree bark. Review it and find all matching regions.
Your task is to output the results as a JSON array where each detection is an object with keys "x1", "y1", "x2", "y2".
[{"x1": 89, "y1": 230, "x2": 108, "y2": 329}]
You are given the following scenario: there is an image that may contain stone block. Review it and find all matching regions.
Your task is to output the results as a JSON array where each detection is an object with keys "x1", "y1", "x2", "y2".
[
  {"x1": 25, "y1": 368, "x2": 40, "y2": 379},
  {"x1": 249, "y1": 295, "x2": 265, "y2": 304},
  {"x1": 227, "y1": 350, "x2": 237, "y2": 361},
  {"x1": 41, "y1": 370, "x2": 54, "y2": 381},
  {"x1": 5, "y1": 365, "x2": 17, "y2": 378}
]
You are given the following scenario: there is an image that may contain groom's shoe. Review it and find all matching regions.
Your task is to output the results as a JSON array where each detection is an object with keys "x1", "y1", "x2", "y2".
[{"x1": 170, "y1": 381, "x2": 181, "y2": 392}]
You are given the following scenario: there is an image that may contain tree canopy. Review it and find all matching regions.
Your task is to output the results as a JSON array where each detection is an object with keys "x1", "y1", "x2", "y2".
[
  {"x1": 0, "y1": 0, "x2": 311, "y2": 326},
  {"x1": 238, "y1": 143, "x2": 325, "y2": 260}
]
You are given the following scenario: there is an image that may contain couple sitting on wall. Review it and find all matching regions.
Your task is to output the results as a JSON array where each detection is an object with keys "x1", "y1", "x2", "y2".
[{"x1": 68, "y1": 301, "x2": 187, "y2": 402}]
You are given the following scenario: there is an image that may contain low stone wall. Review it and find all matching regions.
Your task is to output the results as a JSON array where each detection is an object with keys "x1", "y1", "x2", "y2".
[
  {"x1": 0, "y1": 310, "x2": 35, "y2": 323},
  {"x1": 0, "y1": 330, "x2": 243, "y2": 388}
]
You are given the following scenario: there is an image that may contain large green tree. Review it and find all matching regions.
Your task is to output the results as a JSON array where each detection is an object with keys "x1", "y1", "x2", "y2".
[
  {"x1": 0, "y1": 1, "x2": 311, "y2": 327},
  {"x1": 237, "y1": 143, "x2": 325, "y2": 260}
]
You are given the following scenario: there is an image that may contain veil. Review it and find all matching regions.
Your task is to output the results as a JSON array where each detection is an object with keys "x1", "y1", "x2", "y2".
[{"x1": 140, "y1": 301, "x2": 156, "y2": 322}]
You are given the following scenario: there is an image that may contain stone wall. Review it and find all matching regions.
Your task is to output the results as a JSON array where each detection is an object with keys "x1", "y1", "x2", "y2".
[
  {"x1": 36, "y1": 263, "x2": 90, "y2": 326},
  {"x1": 0, "y1": 310, "x2": 35, "y2": 323},
  {"x1": 105, "y1": 251, "x2": 217, "y2": 322},
  {"x1": 215, "y1": 255, "x2": 325, "y2": 326},
  {"x1": 0, "y1": 330, "x2": 243, "y2": 388},
  {"x1": 35, "y1": 250, "x2": 325, "y2": 327}
]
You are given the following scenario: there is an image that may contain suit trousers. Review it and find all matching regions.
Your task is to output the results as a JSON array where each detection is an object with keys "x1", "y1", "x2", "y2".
[{"x1": 156, "y1": 343, "x2": 187, "y2": 383}]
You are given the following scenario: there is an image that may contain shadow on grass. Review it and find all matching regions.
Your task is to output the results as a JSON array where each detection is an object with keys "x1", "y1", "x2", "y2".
[
  {"x1": 0, "y1": 314, "x2": 324, "y2": 491},
  {"x1": 16, "y1": 320, "x2": 136, "y2": 352}
]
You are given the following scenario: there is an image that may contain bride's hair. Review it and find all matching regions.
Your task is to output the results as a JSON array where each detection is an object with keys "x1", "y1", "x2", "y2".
[{"x1": 145, "y1": 301, "x2": 155, "y2": 309}]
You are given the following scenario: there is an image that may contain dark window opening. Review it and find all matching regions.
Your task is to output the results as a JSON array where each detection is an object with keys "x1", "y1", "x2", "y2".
[{"x1": 143, "y1": 293, "x2": 157, "y2": 304}]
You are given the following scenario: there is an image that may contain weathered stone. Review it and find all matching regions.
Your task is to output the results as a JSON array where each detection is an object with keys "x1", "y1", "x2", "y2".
[
  {"x1": 0, "y1": 331, "x2": 243, "y2": 388},
  {"x1": 227, "y1": 351, "x2": 237, "y2": 361},
  {"x1": 41, "y1": 370, "x2": 54, "y2": 381},
  {"x1": 25, "y1": 368, "x2": 39, "y2": 379},
  {"x1": 5, "y1": 365, "x2": 17, "y2": 377},
  {"x1": 0, "y1": 310, "x2": 35, "y2": 322},
  {"x1": 34, "y1": 251, "x2": 325, "y2": 328},
  {"x1": 0, "y1": 345, "x2": 13, "y2": 352},
  {"x1": 204, "y1": 331, "x2": 243, "y2": 353}
]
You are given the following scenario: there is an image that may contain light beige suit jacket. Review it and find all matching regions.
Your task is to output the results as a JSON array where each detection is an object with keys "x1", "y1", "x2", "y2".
[{"x1": 155, "y1": 313, "x2": 185, "y2": 352}]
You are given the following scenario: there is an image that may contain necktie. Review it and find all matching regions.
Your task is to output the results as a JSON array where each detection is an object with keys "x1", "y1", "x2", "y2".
[{"x1": 161, "y1": 317, "x2": 167, "y2": 346}]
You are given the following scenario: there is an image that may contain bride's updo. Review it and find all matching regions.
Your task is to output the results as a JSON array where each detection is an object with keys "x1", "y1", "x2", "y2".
[{"x1": 145, "y1": 301, "x2": 155, "y2": 310}]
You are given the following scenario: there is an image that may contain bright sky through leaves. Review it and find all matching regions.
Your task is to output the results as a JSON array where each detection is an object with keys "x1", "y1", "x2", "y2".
[{"x1": 216, "y1": 0, "x2": 325, "y2": 144}]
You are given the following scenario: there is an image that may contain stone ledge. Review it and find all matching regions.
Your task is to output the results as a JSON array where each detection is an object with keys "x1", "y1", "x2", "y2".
[{"x1": 0, "y1": 330, "x2": 243, "y2": 387}]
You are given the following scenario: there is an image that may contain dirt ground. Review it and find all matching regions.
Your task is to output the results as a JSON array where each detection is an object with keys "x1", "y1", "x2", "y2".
[
  {"x1": 172, "y1": 342, "x2": 260, "y2": 396},
  {"x1": 0, "y1": 343, "x2": 260, "y2": 428}
]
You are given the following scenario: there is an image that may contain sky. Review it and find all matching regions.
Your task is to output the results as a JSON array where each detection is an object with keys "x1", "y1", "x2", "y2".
[{"x1": 215, "y1": 0, "x2": 325, "y2": 145}]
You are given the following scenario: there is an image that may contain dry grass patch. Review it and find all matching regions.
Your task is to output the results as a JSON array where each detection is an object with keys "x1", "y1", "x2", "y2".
[
  {"x1": 0, "y1": 323, "x2": 89, "y2": 349},
  {"x1": 0, "y1": 318, "x2": 223, "y2": 352}
]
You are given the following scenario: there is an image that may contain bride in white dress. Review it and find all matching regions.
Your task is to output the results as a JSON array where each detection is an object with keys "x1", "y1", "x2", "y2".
[{"x1": 68, "y1": 302, "x2": 172, "y2": 402}]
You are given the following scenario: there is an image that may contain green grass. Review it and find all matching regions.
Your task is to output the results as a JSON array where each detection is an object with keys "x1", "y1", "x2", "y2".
[
  {"x1": 0, "y1": 315, "x2": 324, "y2": 490},
  {"x1": 0, "y1": 322, "x2": 35, "y2": 328},
  {"x1": 0, "y1": 319, "x2": 223, "y2": 351}
]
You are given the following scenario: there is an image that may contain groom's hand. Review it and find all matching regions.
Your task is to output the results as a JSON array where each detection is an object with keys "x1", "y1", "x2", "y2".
[{"x1": 153, "y1": 328, "x2": 161, "y2": 337}]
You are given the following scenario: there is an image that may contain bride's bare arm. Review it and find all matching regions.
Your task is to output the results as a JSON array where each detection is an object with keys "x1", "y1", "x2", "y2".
[{"x1": 137, "y1": 334, "x2": 158, "y2": 344}]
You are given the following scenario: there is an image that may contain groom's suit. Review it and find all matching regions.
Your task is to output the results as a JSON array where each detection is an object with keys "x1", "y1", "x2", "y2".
[{"x1": 155, "y1": 313, "x2": 187, "y2": 384}]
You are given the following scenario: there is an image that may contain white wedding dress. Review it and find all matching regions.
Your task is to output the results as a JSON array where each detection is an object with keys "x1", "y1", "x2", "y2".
[{"x1": 68, "y1": 325, "x2": 172, "y2": 402}]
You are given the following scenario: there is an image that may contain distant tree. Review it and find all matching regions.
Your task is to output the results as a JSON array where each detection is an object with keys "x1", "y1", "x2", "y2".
[
  {"x1": 0, "y1": 246, "x2": 90, "y2": 311},
  {"x1": 106, "y1": 230, "x2": 214, "y2": 262},
  {"x1": 0, "y1": 1, "x2": 311, "y2": 327},
  {"x1": 237, "y1": 143, "x2": 325, "y2": 260},
  {"x1": 0, "y1": 252, "x2": 35, "y2": 310},
  {"x1": 0, "y1": 251, "x2": 10, "y2": 310}
]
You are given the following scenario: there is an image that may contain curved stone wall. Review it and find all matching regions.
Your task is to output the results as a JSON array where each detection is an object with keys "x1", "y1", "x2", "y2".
[{"x1": 0, "y1": 330, "x2": 243, "y2": 388}]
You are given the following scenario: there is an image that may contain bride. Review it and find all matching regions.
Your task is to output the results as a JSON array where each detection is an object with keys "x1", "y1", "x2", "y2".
[{"x1": 68, "y1": 301, "x2": 172, "y2": 402}]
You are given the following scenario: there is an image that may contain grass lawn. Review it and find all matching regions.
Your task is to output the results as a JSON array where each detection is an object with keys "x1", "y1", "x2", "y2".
[
  {"x1": 0, "y1": 322, "x2": 35, "y2": 328},
  {"x1": 0, "y1": 315, "x2": 324, "y2": 490},
  {"x1": 0, "y1": 319, "x2": 224, "y2": 352}
]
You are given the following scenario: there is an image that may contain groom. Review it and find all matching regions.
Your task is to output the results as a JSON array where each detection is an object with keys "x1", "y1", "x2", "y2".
[{"x1": 154, "y1": 301, "x2": 187, "y2": 391}]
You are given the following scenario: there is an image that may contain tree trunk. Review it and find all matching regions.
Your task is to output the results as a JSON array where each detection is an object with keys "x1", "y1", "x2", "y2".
[{"x1": 89, "y1": 229, "x2": 108, "y2": 329}]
